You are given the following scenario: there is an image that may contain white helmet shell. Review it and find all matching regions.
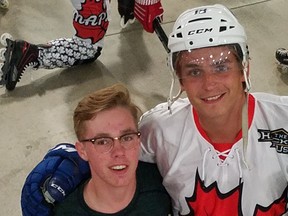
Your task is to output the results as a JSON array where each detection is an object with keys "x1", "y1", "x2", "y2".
[{"x1": 168, "y1": 4, "x2": 249, "y2": 69}]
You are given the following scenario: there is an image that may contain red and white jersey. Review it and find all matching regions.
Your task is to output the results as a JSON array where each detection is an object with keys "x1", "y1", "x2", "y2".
[{"x1": 139, "y1": 93, "x2": 288, "y2": 215}]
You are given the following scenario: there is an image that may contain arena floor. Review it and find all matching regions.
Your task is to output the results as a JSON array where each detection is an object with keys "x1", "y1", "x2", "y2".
[{"x1": 0, "y1": 0, "x2": 288, "y2": 215}]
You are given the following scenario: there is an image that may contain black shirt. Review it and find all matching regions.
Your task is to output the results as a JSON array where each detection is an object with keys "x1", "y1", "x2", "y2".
[{"x1": 53, "y1": 161, "x2": 172, "y2": 216}]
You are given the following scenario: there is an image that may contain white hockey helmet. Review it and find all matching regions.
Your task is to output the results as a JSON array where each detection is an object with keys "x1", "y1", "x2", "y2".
[
  {"x1": 168, "y1": 4, "x2": 249, "y2": 72},
  {"x1": 166, "y1": 4, "x2": 250, "y2": 110}
]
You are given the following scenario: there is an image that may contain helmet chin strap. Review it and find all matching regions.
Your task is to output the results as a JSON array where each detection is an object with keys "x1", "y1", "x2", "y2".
[
  {"x1": 243, "y1": 61, "x2": 251, "y2": 92},
  {"x1": 167, "y1": 66, "x2": 182, "y2": 114},
  {"x1": 241, "y1": 92, "x2": 250, "y2": 170},
  {"x1": 241, "y1": 59, "x2": 251, "y2": 169}
]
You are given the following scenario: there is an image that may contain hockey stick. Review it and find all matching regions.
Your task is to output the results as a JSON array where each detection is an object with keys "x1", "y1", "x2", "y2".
[
  {"x1": 153, "y1": 17, "x2": 170, "y2": 53},
  {"x1": 152, "y1": 17, "x2": 182, "y2": 113}
]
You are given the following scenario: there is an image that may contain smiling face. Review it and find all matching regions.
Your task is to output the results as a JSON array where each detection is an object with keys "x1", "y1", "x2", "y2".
[
  {"x1": 176, "y1": 45, "x2": 246, "y2": 120},
  {"x1": 76, "y1": 106, "x2": 140, "y2": 189}
]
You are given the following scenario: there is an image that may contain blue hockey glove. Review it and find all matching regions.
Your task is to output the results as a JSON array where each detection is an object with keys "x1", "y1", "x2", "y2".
[{"x1": 21, "y1": 143, "x2": 90, "y2": 216}]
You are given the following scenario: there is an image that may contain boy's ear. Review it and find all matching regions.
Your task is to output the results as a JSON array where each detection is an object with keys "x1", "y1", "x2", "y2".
[{"x1": 75, "y1": 141, "x2": 89, "y2": 161}]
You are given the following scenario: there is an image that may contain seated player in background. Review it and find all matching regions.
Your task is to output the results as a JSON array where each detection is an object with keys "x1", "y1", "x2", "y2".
[{"x1": 0, "y1": 0, "x2": 163, "y2": 90}]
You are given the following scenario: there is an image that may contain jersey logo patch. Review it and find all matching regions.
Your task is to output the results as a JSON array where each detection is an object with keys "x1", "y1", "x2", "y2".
[{"x1": 258, "y1": 128, "x2": 288, "y2": 154}]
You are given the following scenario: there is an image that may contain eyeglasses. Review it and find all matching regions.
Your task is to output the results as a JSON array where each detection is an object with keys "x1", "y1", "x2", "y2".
[{"x1": 80, "y1": 132, "x2": 141, "y2": 154}]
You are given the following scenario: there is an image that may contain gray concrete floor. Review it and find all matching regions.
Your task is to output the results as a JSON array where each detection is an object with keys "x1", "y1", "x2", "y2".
[{"x1": 0, "y1": 0, "x2": 287, "y2": 215}]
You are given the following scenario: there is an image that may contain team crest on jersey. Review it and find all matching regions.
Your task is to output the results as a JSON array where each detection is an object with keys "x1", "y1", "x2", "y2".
[
  {"x1": 184, "y1": 169, "x2": 288, "y2": 215},
  {"x1": 258, "y1": 128, "x2": 288, "y2": 154},
  {"x1": 185, "y1": 171, "x2": 244, "y2": 215}
]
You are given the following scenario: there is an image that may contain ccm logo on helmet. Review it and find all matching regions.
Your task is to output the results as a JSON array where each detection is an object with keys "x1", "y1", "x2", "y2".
[{"x1": 188, "y1": 28, "x2": 213, "y2": 35}]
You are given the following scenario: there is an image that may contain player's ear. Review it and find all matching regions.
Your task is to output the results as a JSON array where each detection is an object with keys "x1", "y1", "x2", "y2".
[
  {"x1": 179, "y1": 80, "x2": 185, "y2": 91},
  {"x1": 175, "y1": 70, "x2": 185, "y2": 91},
  {"x1": 75, "y1": 141, "x2": 88, "y2": 161}
]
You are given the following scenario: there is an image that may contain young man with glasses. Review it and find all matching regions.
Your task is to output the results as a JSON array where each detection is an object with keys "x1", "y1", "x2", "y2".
[
  {"x1": 21, "y1": 84, "x2": 172, "y2": 216},
  {"x1": 49, "y1": 83, "x2": 171, "y2": 215}
]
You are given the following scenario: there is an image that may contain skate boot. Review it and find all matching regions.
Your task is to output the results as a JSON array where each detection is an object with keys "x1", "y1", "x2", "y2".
[
  {"x1": 275, "y1": 48, "x2": 288, "y2": 65},
  {"x1": 0, "y1": 39, "x2": 39, "y2": 90},
  {"x1": 0, "y1": 0, "x2": 9, "y2": 9},
  {"x1": 118, "y1": 0, "x2": 135, "y2": 28}
]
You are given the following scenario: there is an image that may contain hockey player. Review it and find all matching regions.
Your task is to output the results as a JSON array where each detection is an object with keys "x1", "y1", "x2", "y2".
[
  {"x1": 139, "y1": 4, "x2": 288, "y2": 215},
  {"x1": 0, "y1": 0, "x2": 9, "y2": 9},
  {"x1": 22, "y1": 3, "x2": 288, "y2": 216},
  {"x1": 0, "y1": 0, "x2": 163, "y2": 90}
]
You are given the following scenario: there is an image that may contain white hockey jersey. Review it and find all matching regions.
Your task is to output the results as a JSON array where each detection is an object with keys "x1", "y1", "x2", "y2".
[{"x1": 139, "y1": 93, "x2": 288, "y2": 215}]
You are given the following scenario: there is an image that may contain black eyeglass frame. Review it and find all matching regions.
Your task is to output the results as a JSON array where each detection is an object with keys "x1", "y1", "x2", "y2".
[{"x1": 80, "y1": 131, "x2": 141, "y2": 146}]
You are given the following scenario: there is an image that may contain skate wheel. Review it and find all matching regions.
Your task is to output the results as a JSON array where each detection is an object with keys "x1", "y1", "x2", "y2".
[
  {"x1": 0, "y1": 0, "x2": 9, "y2": 9},
  {"x1": 0, "y1": 33, "x2": 13, "y2": 46},
  {"x1": 0, "y1": 48, "x2": 6, "y2": 61},
  {"x1": 0, "y1": 62, "x2": 6, "y2": 87},
  {"x1": 0, "y1": 62, "x2": 3, "y2": 77},
  {"x1": 277, "y1": 64, "x2": 288, "y2": 74}
]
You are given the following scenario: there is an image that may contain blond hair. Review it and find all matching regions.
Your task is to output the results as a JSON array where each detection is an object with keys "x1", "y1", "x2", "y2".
[{"x1": 73, "y1": 83, "x2": 142, "y2": 139}]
